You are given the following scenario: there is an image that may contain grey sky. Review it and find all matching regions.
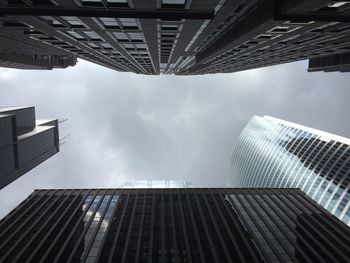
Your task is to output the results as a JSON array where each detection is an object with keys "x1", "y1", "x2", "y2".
[{"x1": 0, "y1": 59, "x2": 350, "y2": 218}]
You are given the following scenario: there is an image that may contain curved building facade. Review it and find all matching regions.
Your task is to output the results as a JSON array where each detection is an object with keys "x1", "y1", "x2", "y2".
[{"x1": 230, "y1": 116, "x2": 350, "y2": 226}]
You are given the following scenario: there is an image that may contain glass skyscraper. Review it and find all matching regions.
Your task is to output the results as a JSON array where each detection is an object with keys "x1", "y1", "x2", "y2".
[{"x1": 230, "y1": 115, "x2": 350, "y2": 226}]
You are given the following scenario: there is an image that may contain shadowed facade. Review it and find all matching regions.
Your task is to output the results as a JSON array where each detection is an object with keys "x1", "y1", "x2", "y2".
[
  {"x1": 0, "y1": 1, "x2": 350, "y2": 74},
  {"x1": 0, "y1": 188, "x2": 349, "y2": 262}
]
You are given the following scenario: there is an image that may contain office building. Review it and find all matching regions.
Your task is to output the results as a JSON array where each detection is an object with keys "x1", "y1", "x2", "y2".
[
  {"x1": 230, "y1": 115, "x2": 350, "y2": 226},
  {"x1": 0, "y1": 106, "x2": 59, "y2": 189},
  {"x1": 0, "y1": 1, "x2": 350, "y2": 74},
  {"x1": 0, "y1": 188, "x2": 349, "y2": 262}
]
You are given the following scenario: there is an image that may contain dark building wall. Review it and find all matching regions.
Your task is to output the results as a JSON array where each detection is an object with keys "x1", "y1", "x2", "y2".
[
  {"x1": 0, "y1": 107, "x2": 59, "y2": 189},
  {"x1": 1, "y1": 0, "x2": 350, "y2": 74},
  {"x1": 0, "y1": 107, "x2": 36, "y2": 136},
  {"x1": 0, "y1": 115, "x2": 17, "y2": 185},
  {"x1": 308, "y1": 52, "x2": 350, "y2": 72},
  {"x1": 0, "y1": 188, "x2": 349, "y2": 263}
]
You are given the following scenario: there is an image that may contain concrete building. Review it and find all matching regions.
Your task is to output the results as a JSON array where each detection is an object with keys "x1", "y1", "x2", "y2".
[
  {"x1": 0, "y1": 1, "x2": 350, "y2": 74},
  {"x1": 0, "y1": 188, "x2": 349, "y2": 262},
  {"x1": 230, "y1": 115, "x2": 350, "y2": 226},
  {"x1": 0, "y1": 106, "x2": 59, "y2": 189}
]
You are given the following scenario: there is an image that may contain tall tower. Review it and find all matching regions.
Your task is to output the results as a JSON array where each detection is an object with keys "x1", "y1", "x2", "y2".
[
  {"x1": 0, "y1": 106, "x2": 59, "y2": 189},
  {"x1": 230, "y1": 115, "x2": 350, "y2": 226}
]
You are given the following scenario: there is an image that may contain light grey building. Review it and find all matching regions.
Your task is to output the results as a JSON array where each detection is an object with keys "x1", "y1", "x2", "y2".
[
  {"x1": 230, "y1": 115, "x2": 350, "y2": 226},
  {"x1": 0, "y1": 106, "x2": 59, "y2": 189}
]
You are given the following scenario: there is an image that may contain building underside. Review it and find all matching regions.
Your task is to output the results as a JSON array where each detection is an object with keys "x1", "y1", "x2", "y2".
[{"x1": 0, "y1": 0, "x2": 350, "y2": 74}]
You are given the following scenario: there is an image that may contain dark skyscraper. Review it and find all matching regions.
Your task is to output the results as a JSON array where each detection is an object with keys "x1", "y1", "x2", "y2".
[
  {"x1": 0, "y1": 188, "x2": 349, "y2": 262},
  {"x1": 0, "y1": 106, "x2": 59, "y2": 189},
  {"x1": 0, "y1": 0, "x2": 350, "y2": 74}
]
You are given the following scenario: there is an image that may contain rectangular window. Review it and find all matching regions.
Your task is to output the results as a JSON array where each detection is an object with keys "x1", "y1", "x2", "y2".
[
  {"x1": 61, "y1": 16, "x2": 85, "y2": 28},
  {"x1": 101, "y1": 43, "x2": 113, "y2": 49},
  {"x1": 128, "y1": 32, "x2": 143, "y2": 40},
  {"x1": 87, "y1": 42, "x2": 99, "y2": 48},
  {"x1": 81, "y1": 0, "x2": 103, "y2": 7},
  {"x1": 119, "y1": 18, "x2": 138, "y2": 29},
  {"x1": 67, "y1": 30, "x2": 84, "y2": 39},
  {"x1": 135, "y1": 43, "x2": 147, "y2": 49},
  {"x1": 113, "y1": 32, "x2": 128, "y2": 40},
  {"x1": 106, "y1": 0, "x2": 128, "y2": 7},
  {"x1": 84, "y1": 31, "x2": 102, "y2": 40},
  {"x1": 99, "y1": 18, "x2": 120, "y2": 29},
  {"x1": 162, "y1": 0, "x2": 186, "y2": 8},
  {"x1": 123, "y1": 43, "x2": 134, "y2": 48},
  {"x1": 161, "y1": 24, "x2": 178, "y2": 31},
  {"x1": 40, "y1": 16, "x2": 64, "y2": 27}
]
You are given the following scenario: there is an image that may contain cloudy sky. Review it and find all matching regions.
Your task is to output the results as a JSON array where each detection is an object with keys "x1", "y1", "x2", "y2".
[{"x1": 0, "y1": 59, "x2": 350, "y2": 218}]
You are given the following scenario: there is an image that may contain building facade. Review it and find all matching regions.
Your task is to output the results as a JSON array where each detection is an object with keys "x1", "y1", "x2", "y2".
[
  {"x1": 0, "y1": 188, "x2": 349, "y2": 263},
  {"x1": 230, "y1": 115, "x2": 350, "y2": 226},
  {"x1": 0, "y1": 106, "x2": 59, "y2": 189},
  {"x1": 0, "y1": 0, "x2": 350, "y2": 74}
]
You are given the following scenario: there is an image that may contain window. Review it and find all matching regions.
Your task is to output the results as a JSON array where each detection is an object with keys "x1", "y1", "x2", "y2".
[
  {"x1": 161, "y1": 24, "x2": 178, "y2": 31},
  {"x1": 113, "y1": 32, "x2": 128, "y2": 40},
  {"x1": 38, "y1": 0, "x2": 58, "y2": 5},
  {"x1": 99, "y1": 18, "x2": 120, "y2": 29},
  {"x1": 123, "y1": 43, "x2": 134, "y2": 48},
  {"x1": 135, "y1": 43, "x2": 147, "y2": 49},
  {"x1": 101, "y1": 43, "x2": 113, "y2": 49},
  {"x1": 87, "y1": 42, "x2": 99, "y2": 48},
  {"x1": 61, "y1": 16, "x2": 84, "y2": 28},
  {"x1": 316, "y1": 1, "x2": 350, "y2": 12},
  {"x1": 268, "y1": 25, "x2": 300, "y2": 34},
  {"x1": 81, "y1": 0, "x2": 103, "y2": 7},
  {"x1": 67, "y1": 30, "x2": 84, "y2": 39},
  {"x1": 40, "y1": 16, "x2": 64, "y2": 27},
  {"x1": 128, "y1": 32, "x2": 143, "y2": 40},
  {"x1": 106, "y1": 0, "x2": 128, "y2": 7},
  {"x1": 161, "y1": 33, "x2": 176, "y2": 38},
  {"x1": 84, "y1": 31, "x2": 102, "y2": 40},
  {"x1": 119, "y1": 18, "x2": 138, "y2": 29},
  {"x1": 162, "y1": 0, "x2": 186, "y2": 8}
]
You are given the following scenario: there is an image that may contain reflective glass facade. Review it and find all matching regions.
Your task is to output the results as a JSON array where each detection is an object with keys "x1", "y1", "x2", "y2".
[
  {"x1": 230, "y1": 116, "x2": 350, "y2": 226},
  {"x1": 0, "y1": 188, "x2": 349, "y2": 263}
]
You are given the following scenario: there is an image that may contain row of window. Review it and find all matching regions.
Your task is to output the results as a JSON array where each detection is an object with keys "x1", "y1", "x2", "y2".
[{"x1": 7, "y1": 0, "x2": 187, "y2": 8}]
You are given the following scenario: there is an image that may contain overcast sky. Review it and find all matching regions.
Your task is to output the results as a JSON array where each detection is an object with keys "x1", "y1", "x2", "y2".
[{"x1": 0, "y1": 59, "x2": 350, "y2": 218}]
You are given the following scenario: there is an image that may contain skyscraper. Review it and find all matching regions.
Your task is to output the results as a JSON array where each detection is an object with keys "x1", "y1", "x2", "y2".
[
  {"x1": 0, "y1": 0, "x2": 350, "y2": 74},
  {"x1": 0, "y1": 106, "x2": 59, "y2": 189},
  {"x1": 230, "y1": 115, "x2": 350, "y2": 226},
  {"x1": 0, "y1": 188, "x2": 349, "y2": 262}
]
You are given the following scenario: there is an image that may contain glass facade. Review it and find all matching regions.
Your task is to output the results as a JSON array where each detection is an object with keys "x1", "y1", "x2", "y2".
[
  {"x1": 230, "y1": 116, "x2": 350, "y2": 226},
  {"x1": 0, "y1": 188, "x2": 349, "y2": 262}
]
